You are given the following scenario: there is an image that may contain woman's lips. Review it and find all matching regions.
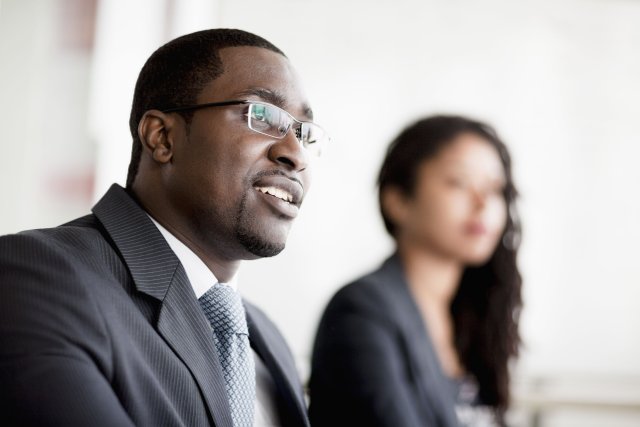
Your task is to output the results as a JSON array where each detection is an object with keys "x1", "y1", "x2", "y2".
[{"x1": 465, "y1": 222, "x2": 487, "y2": 235}]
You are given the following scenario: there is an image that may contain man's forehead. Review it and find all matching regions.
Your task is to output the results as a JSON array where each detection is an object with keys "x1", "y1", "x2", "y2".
[
  {"x1": 217, "y1": 46, "x2": 291, "y2": 81},
  {"x1": 204, "y1": 47, "x2": 313, "y2": 120}
]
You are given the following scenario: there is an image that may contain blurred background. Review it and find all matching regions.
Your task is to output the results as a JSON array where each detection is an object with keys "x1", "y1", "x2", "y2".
[{"x1": 1, "y1": 0, "x2": 639, "y2": 425}]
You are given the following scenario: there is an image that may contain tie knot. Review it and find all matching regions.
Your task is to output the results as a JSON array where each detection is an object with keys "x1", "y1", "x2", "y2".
[{"x1": 199, "y1": 283, "x2": 249, "y2": 336}]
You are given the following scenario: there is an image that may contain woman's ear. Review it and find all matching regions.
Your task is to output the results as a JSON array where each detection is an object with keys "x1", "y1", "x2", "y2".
[
  {"x1": 138, "y1": 110, "x2": 176, "y2": 163},
  {"x1": 381, "y1": 186, "x2": 411, "y2": 231}
]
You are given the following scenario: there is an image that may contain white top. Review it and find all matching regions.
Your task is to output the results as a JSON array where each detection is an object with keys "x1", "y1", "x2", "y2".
[{"x1": 149, "y1": 216, "x2": 281, "y2": 426}]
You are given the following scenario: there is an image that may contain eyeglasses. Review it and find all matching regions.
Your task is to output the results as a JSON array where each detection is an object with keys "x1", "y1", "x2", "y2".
[{"x1": 161, "y1": 100, "x2": 329, "y2": 156}]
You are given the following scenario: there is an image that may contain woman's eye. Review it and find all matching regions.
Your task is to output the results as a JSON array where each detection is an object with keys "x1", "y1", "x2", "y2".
[
  {"x1": 492, "y1": 186, "x2": 506, "y2": 196},
  {"x1": 446, "y1": 177, "x2": 466, "y2": 188},
  {"x1": 488, "y1": 181, "x2": 506, "y2": 195}
]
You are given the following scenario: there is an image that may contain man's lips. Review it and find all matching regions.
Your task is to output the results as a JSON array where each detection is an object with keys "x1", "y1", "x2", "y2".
[{"x1": 253, "y1": 174, "x2": 304, "y2": 208}]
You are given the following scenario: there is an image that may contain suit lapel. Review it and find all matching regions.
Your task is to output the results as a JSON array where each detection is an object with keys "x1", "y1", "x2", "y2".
[
  {"x1": 157, "y1": 265, "x2": 233, "y2": 427},
  {"x1": 93, "y1": 184, "x2": 233, "y2": 427},
  {"x1": 377, "y1": 255, "x2": 461, "y2": 427},
  {"x1": 245, "y1": 304, "x2": 309, "y2": 427}
]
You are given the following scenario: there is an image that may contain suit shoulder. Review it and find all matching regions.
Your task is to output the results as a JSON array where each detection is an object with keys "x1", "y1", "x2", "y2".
[
  {"x1": 2, "y1": 214, "x2": 100, "y2": 246},
  {"x1": 324, "y1": 266, "x2": 397, "y2": 318},
  {"x1": 1, "y1": 214, "x2": 113, "y2": 264},
  {"x1": 0, "y1": 215, "x2": 122, "y2": 299}
]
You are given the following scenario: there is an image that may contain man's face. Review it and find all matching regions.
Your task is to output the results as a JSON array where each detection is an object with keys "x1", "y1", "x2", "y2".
[{"x1": 164, "y1": 46, "x2": 313, "y2": 260}]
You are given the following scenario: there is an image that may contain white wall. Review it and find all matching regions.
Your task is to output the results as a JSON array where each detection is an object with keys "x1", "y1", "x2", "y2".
[
  {"x1": 0, "y1": 0, "x2": 95, "y2": 232},
  {"x1": 208, "y1": 0, "x2": 640, "y2": 383},
  {"x1": 2, "y1": 0, "x2": 639, "y2": 418}
]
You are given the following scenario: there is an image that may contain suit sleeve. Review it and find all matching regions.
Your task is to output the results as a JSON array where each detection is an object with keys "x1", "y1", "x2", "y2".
[
  {"x1": 0, "y1": 233, "x2": 136, "y2": 427},
  {"x1": 310, "y1": 284, "x2": 433, "y2": 427}
]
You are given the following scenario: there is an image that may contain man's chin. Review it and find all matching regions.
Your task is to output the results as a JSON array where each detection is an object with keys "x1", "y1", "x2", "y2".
[
  {"x1": 236, "y1": 229, "x2": 286, "y2": 258},
  {"x1": 246, "y1": 241, "x2": 285, "y2": 258}
]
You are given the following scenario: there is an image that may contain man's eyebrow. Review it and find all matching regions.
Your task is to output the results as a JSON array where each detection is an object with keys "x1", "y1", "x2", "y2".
[
  {"x1": 238, "y1": 88, "x2": 286, "y2": 107},
  {"x1": 237, "y1": 87, "x2": 314, "y2": 121}
]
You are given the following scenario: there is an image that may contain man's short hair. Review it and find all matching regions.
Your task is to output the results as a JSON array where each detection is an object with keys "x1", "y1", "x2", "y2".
[{"x1": 126, "y1": 29, "x2": 285, "y2": 188}]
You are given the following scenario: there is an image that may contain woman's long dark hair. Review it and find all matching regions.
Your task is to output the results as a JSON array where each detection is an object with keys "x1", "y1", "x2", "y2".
[{"x1": 378, "y1": 115, "x2": 522, "y2": 419}]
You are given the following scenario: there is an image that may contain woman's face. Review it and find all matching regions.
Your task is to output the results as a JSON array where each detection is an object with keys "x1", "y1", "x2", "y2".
[{"x1": 393, "y1": 132, "x2": 508, "y2": 265}]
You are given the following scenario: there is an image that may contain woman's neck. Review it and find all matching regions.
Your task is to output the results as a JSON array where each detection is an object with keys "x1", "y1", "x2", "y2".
[
  {"x1": 398, "y1": 242, "x2": 463, "y2": 307},
  {"x1": 397, "y1": 239, "x2": 466, "y2": 378}
]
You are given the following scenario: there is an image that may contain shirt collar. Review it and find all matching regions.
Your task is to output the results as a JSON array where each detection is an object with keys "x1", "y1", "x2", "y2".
[{"x1": 147, "y1": 215, "x2": 238, "y2": 298}]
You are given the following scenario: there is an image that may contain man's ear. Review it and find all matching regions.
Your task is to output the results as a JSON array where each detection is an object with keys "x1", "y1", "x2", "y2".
[{"x1": 138, "y1": 110, "x2": 178, "y2": 163}]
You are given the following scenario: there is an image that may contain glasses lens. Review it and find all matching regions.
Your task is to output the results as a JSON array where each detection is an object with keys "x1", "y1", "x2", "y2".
[
  {"x1": 299, "y1": 123, "x2": 327, "y2": 156},
  {"x1": 248, "y1": 102, "x2": 327, "y2": 156},
  {"x1": 248, "y1": 103, "x2": 291, "y2": 138}
]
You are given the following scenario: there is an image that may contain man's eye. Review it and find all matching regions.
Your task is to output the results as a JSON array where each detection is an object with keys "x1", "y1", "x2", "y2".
[{"x1": 251, "y1": 105, "x2": 268, "y2": 121}]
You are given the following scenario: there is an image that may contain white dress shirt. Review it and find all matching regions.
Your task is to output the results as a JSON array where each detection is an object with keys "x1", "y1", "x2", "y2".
[{"x1": 149, "y1": 217, "x2": 281, "y2": 426}]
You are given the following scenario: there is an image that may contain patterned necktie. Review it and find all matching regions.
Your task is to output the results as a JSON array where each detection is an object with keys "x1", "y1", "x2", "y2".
[{"x1": 199, "y1": 283, "x2": 256, "y2": 427}]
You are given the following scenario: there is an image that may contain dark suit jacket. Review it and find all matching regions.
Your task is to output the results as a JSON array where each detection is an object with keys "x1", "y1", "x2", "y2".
[
  {"x1": 0, "y1": 184, "x2": 309, "y2": 427},
  {"x1": 309, "y1": 254, "x2": 462, "y2": 427}
]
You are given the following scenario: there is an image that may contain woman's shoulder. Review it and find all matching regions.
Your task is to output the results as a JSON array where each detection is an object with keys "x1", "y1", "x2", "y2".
[{"x1": 323, "y1": 254, "x2": 408, "y2": 318}]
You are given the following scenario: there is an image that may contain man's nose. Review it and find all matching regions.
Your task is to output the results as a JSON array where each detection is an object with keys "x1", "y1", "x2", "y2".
[{"x1": 268, "y1": 126, "x2": 309, "y2": 171}]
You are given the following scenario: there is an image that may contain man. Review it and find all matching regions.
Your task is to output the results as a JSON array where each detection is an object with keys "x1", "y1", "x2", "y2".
[{"x1": 0, "y1": 29, "x2": 327, "y2": 426}]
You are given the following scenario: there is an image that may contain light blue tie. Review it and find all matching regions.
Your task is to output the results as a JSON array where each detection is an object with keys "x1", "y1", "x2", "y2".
[{"x1": 199, "y1": 283, "x2": 256, "y2": 427}]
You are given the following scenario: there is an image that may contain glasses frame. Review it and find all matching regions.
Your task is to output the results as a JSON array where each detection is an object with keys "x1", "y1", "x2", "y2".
[{"x1": 160, "y1": 99, "x2": 328, "y2": 154}]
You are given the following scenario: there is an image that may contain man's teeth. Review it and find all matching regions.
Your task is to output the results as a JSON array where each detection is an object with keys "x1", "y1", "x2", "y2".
[{"x1": 256, "y1": 186, "x2": 293, "y2": 203}]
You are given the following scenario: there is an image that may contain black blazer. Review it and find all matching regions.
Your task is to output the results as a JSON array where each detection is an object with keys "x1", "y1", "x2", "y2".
[
  {"x1": 309, "y1": 254, "x2": 462, "y2": 427},
  {"x1": 0, "y1": 184, "x2": 309, "y2": 427}
]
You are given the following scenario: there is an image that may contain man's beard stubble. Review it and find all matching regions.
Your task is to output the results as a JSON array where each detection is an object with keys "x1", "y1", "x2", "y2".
[{"x1": 234, "y1": 190, "x2": 285, "y2": 258}]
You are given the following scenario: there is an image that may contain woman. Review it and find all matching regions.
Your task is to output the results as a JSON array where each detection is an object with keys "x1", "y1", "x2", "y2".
[{"x1": 310, "y1": 115, "x2": 522, "y2": 427}]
